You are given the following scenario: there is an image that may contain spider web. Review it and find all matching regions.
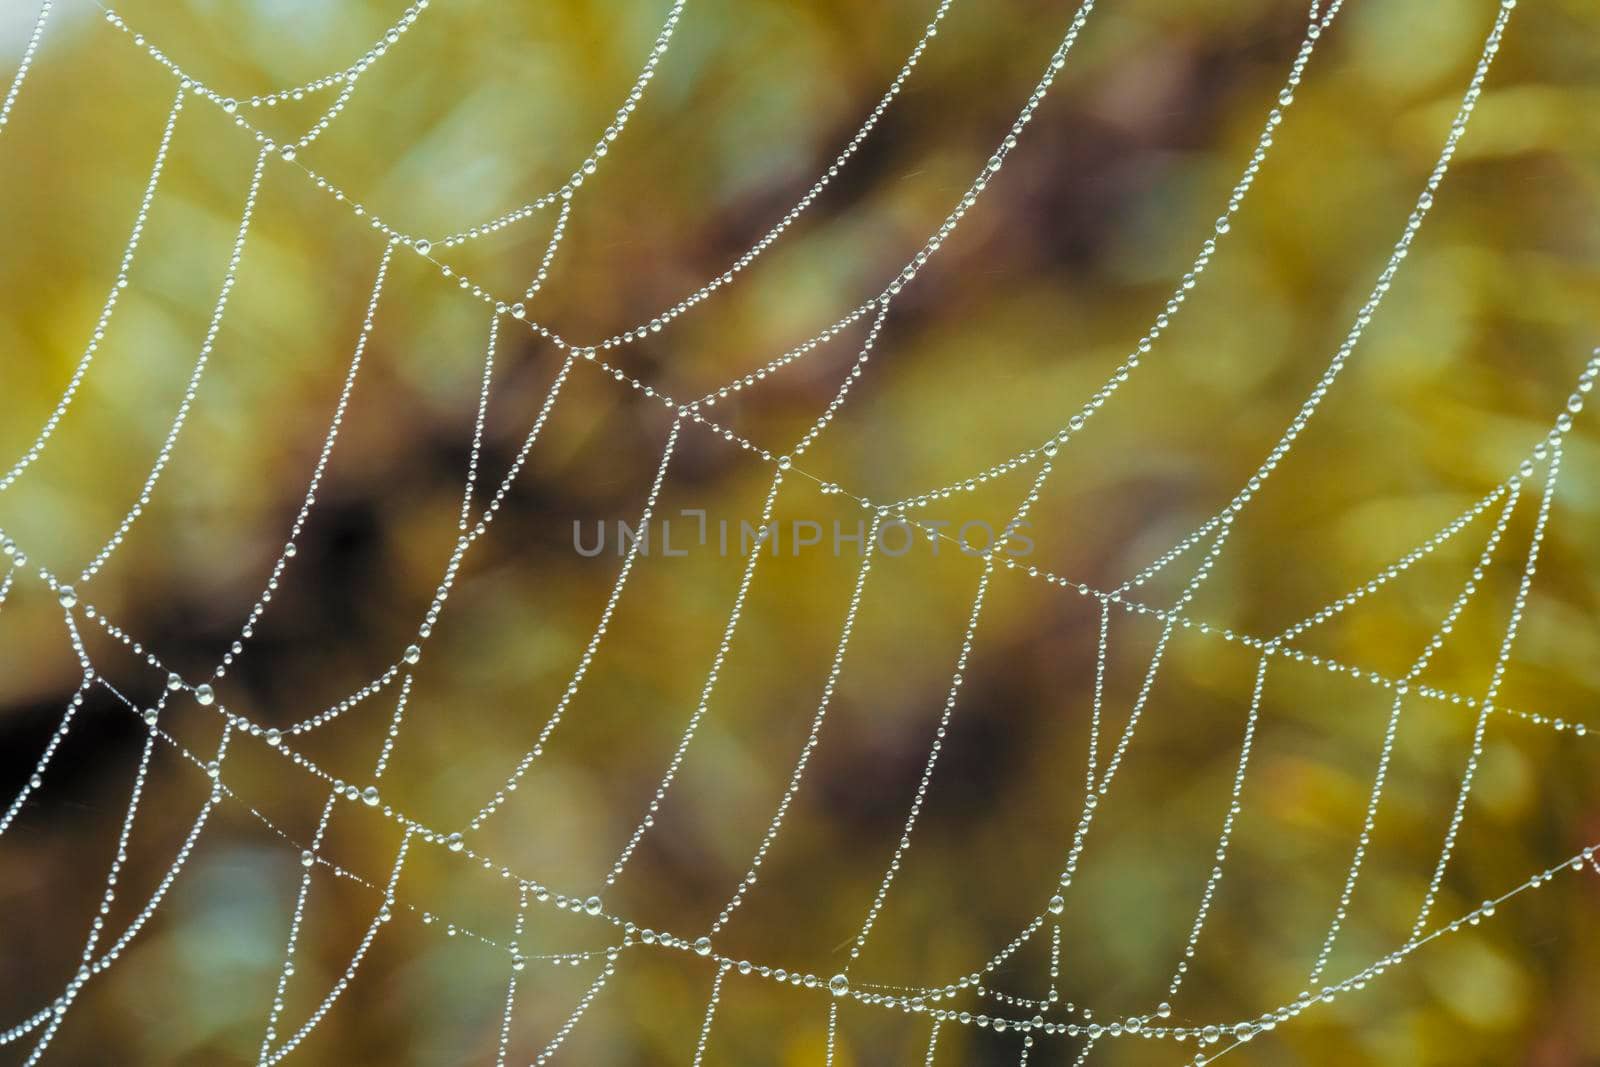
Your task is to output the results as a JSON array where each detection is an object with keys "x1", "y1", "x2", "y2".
[{"x1": 0, "y1": 0, "x2": 1597, "y2": 1063}]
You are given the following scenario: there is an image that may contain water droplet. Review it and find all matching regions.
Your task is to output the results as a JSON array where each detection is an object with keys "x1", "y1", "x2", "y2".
[
  {"x1": 300, "y1": 850, "x2": 315, "y2": 868},
  {"x1": 195, "y1": 684, "x2": 215, "y2": 706},
  {"x1": 829, "y1": 973, "x2": 850, "y2": 997},
  {"x1": 265, "y1": 728, "x2": 281, "y2": 746},
  {"x1": 413, "y1": 239, "x2": 431, "y2": 256},
  {"x1": 403, "y1": 644, "x2": 421, "y2": 665},
  {"x1": 57, "y1": 585, "x2": 77, "y2": 608},
  {"x1": 167, "y1": 673, "x2": 183, "y2": 691},
  {"x1": 446, "y1": 832, "x2": 464, "y2": 852},
  {"x1": 1048, "y1": 895, "x2": 1065, "y2": 915},
  {"x1": 142, "y1": 708, "x2": 159, "y2": 725},
  {"x1": 693, "y1": 937, "x2": 712, "y2": 957},
  {"x1": 362, "y1": 786, "x2": 380, "y2": 806},
  {"x1": 584, "y1": 896, "x2": 603, "y2": 916}
]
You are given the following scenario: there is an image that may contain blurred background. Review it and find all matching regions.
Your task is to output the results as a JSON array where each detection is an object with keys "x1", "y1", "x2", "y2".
[{"x1": 1, "y1": 0, "x2": 1598, "y2": 1063}]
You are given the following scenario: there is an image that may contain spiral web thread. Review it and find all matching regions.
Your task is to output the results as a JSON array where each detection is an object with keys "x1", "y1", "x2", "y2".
[{"x1": 0, "y1": 0, "x2": 1597, "y2": 1064}]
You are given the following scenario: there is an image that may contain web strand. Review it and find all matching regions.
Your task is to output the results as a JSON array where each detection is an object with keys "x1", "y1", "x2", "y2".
[{"x1": 1, "y1": 0, "x2": 1595, "y2": 1060}]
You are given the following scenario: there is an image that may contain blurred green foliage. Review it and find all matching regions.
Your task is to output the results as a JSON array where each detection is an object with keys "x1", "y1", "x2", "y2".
[{"x1": 1, "y1": 0, "x2": 1598, "y2": 1063}]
